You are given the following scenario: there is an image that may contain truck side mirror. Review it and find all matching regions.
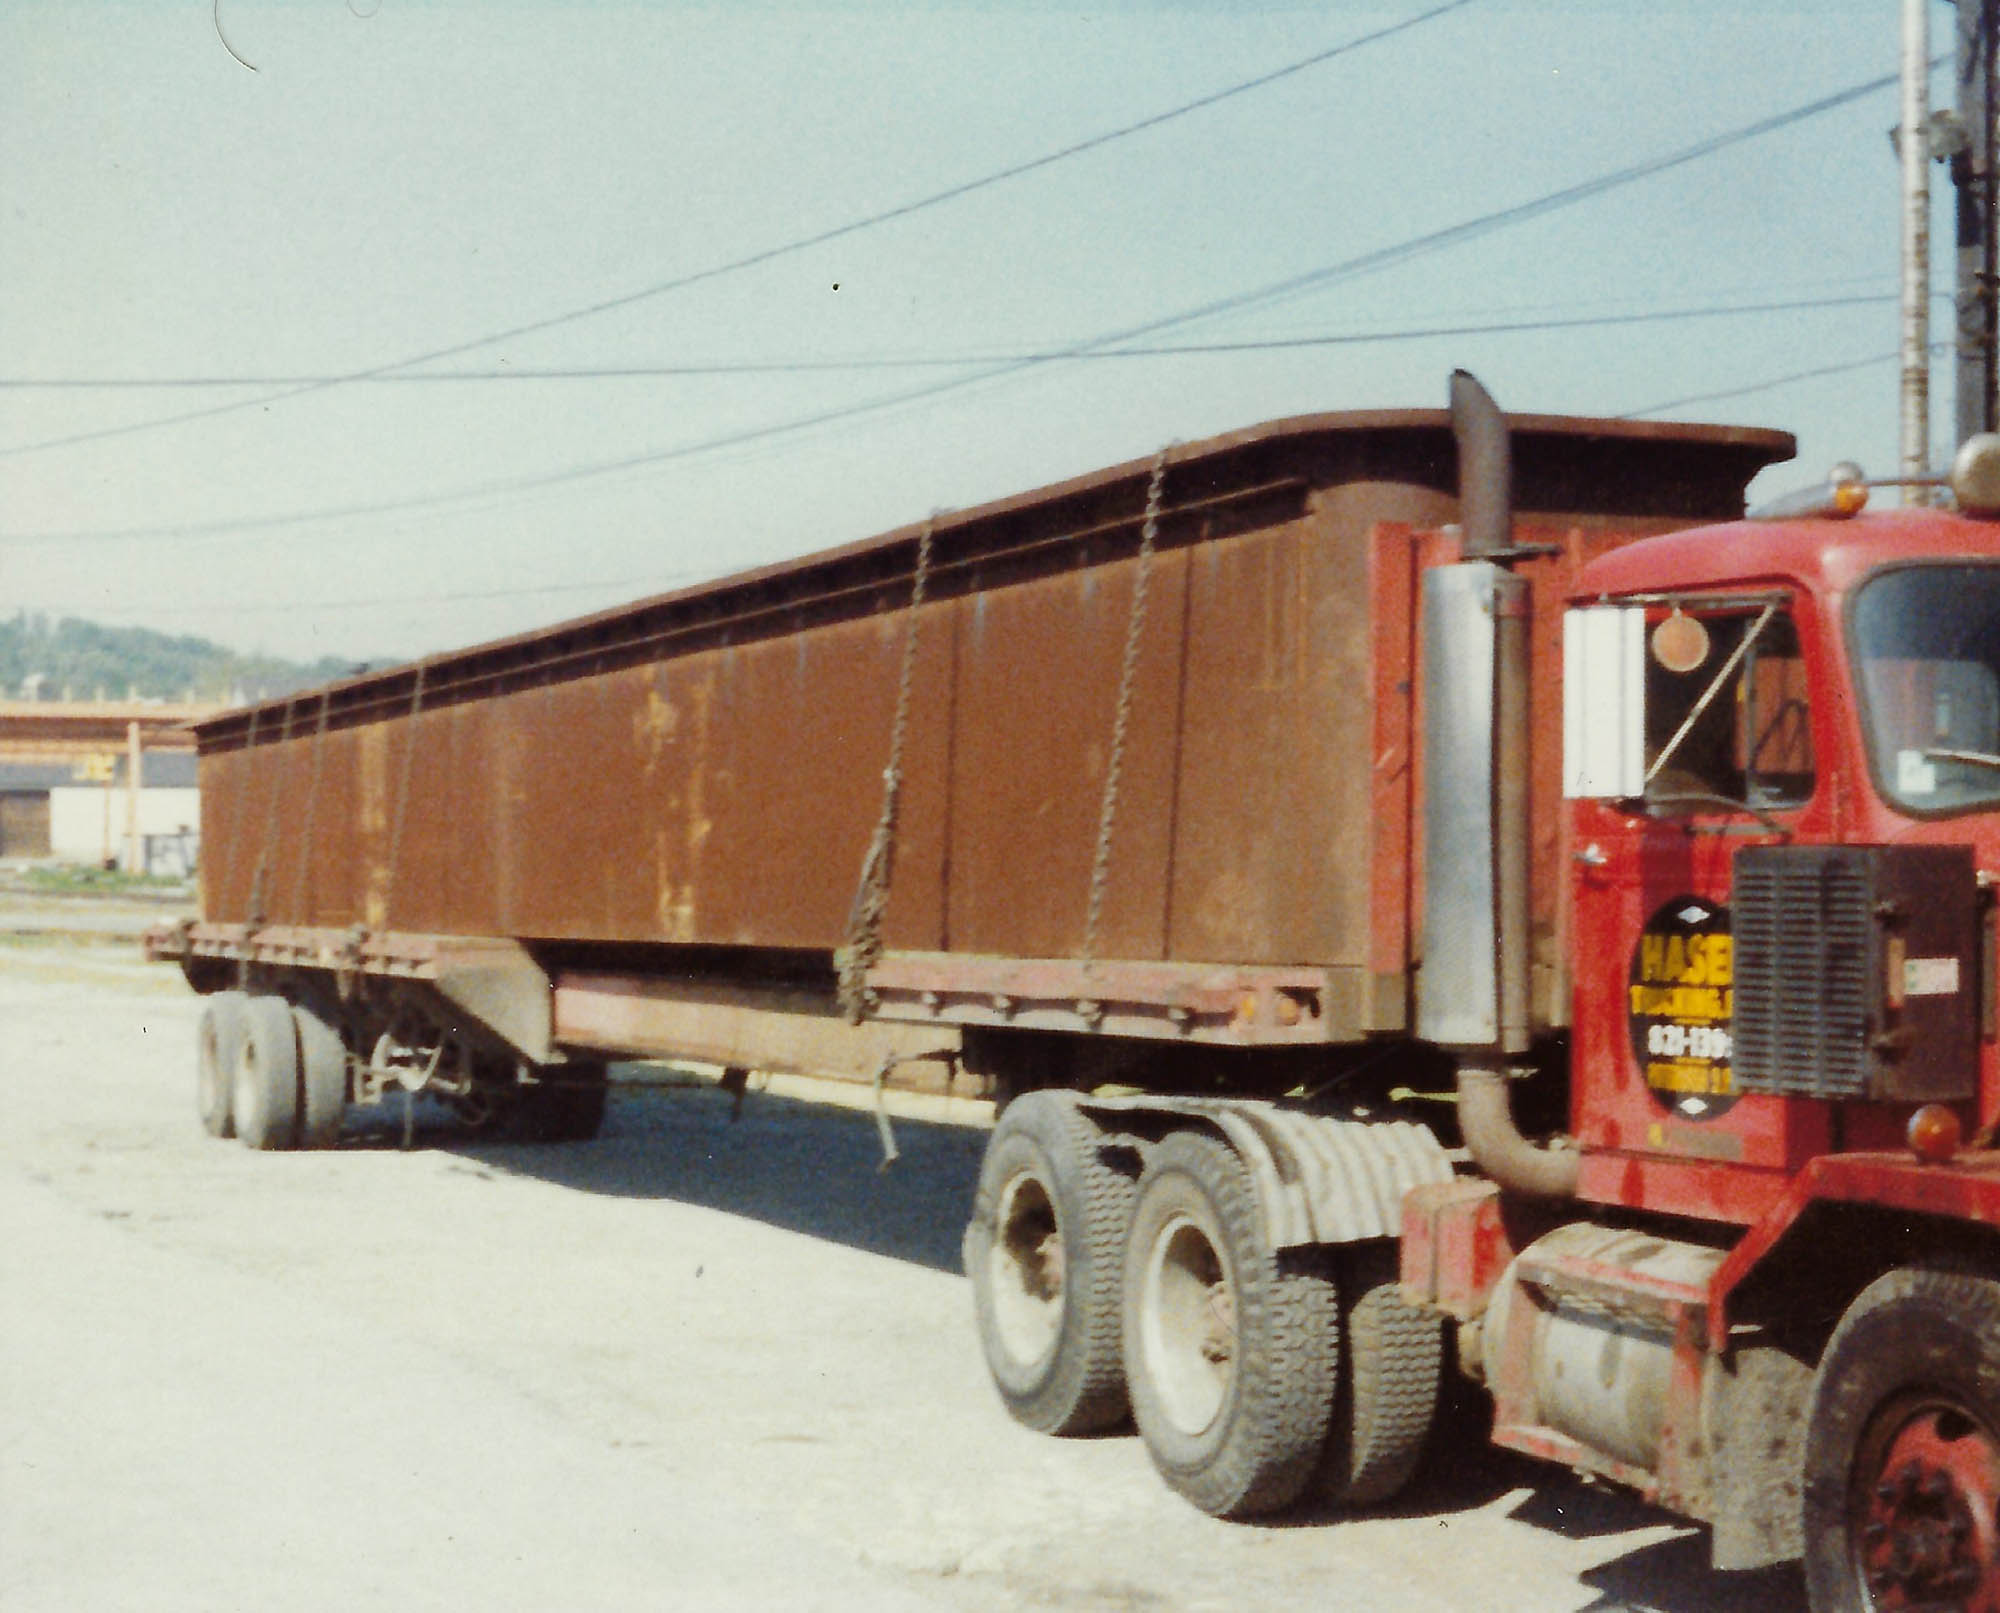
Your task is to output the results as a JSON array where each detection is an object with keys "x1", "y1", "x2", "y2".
[{"x1": 1562, "y1": 606, "x2": 1645, "y2": 798}]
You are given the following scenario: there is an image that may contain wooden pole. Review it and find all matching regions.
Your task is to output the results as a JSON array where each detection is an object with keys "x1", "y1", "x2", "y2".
[{"x1": 126, "y1": 720, "x2": 142, "y2": 874}]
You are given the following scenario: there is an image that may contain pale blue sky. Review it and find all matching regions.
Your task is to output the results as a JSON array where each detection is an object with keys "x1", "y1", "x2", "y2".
[{"x1": 0, "y1": 0, "x2": 1969, "y2": 662}]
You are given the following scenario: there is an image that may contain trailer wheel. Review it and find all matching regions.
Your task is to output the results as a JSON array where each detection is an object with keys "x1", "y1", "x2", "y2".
[
  {"x1": 232, "y1": 995, "x2": 300, "y2": 1151},
  {"x1": 291, "y1": 1005, "x2": 347, "y2": 1150},
  {"x1": 1803, "y1": 1266, "x2": 2000, "y2": 1613},
  {"x1": 196, "y1": 990, "x2": 248, "y2": 1139},
  {"x1": 1317, "y1": 1241, "x2": 1442, "y2": 1507},
  {"x1": 965, "y1": 1090, "x2": 1134, "y2": 1436},
  {"x1": 1122, "y1": 1130, "x2": 1338, "y2": 1517},
  {"x1": 510, "y1": 1063, "x2": 609, "y2": 1143}
]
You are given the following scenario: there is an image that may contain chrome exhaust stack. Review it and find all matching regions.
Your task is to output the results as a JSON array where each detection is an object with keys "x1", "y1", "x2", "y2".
[{"x1": 1422, "y1": 371, "x2": 1578, "y2": 1199}]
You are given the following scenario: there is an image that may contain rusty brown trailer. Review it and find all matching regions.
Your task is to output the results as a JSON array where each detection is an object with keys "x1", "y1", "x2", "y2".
[{"x1": 168, "y1": 407, "x2": 1790, "y2": 1076}]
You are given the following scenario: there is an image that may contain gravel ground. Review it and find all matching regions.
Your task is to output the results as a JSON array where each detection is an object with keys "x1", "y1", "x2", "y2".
[{"x1": 0, "y1": 905, "x2": 1808, "y2": 1612}]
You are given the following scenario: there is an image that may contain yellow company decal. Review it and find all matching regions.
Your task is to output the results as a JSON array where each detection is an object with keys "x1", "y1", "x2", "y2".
[{"x1": 1627, "y1": 895, "x2": 1739, "y2": 1120}]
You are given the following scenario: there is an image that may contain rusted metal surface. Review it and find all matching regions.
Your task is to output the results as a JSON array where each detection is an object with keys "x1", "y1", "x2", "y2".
[
  {"x1": 149, "y1": 921, "x2": 556, "y2": 1061},
  {"x1": 553, "y1": 971, "x2": 961, "y2": 1093},
  {"x1": 866, "y1": 951, "x2": 1359, "y2": 1045},
  {"x1": 193, "y1": 408, "x2": 1792, "y2": 1046}
]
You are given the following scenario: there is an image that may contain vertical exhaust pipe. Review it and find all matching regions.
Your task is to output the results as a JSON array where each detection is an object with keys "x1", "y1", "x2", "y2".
[
  {"x1": 1428, "y1": 371, "x2": 1578, "y2": 1199},
  {"x1": 1451, "y1": 368, "x2": 1513, "y2": 560}
]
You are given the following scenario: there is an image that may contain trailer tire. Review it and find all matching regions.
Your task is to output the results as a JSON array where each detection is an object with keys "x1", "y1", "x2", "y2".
[
  {"x1": 1317, "y1": 1241, "x2": 1442, "y2": 1507},
  {"x1": 965, "y1": 1090, "x2": 1134, "y2": 1436},
  {"x1": 1802, "y1": 1266, "x2": 2000, "y2": 1613},
  {"x1": 291, "y1": 1004, "x2": 347, "y2": 1150},
  {"x1": 196, "y1": 990, "x2": 248, "y2": 1139},
  {"x1": 232, "y1": 994, "x2": 300, "y2": 1151},
  {"x1": 1122, "y1": 1130, "x2": 1339, "y2": 1518},
  {"x1": 510, "y1": 1063, "x2": 609, "y2": 1143}
]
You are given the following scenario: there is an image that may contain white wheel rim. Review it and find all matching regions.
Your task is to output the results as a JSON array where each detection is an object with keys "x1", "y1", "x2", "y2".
[
  {"x1": 988, "y1": 1167, "x2": 1063, "y2": 1367},
  {"x1": 1140, "y1": 1210, "x2": 1234, "y2": 1436}
]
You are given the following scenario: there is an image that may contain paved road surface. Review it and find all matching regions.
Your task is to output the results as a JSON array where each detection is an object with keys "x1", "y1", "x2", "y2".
[{"x1": 0, "y1": 919, "x2": 1809, "y2": 1611}]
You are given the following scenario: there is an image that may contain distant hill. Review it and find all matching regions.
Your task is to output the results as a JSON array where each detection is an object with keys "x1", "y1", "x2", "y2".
[{"x1": 0, "y1": 614, "x2": 385, "y2": 705}]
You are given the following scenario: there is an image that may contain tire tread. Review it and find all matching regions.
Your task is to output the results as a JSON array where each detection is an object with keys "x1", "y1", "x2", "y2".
[{"x1": 1123, "y1": 1130, "x2": 1339, "y2": 1518}]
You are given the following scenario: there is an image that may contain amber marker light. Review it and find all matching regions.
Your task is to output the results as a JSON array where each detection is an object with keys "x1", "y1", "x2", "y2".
[
  {"x1": 1906, "y1": 1104, "x2": 1964, "y2": 1163},
  {"x1": 1826, "y1": 460, "x2": 1869, "y2": 516}
]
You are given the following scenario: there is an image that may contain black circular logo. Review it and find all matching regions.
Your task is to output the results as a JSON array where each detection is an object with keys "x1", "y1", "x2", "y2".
[{"x1": 1627, "y1": 895, "x2": 1738, "y2": 1120}]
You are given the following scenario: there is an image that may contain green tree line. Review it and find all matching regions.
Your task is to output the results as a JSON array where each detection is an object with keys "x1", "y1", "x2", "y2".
[{"x1": 1, "y1": 614, "x2": 377, "y2": 704}]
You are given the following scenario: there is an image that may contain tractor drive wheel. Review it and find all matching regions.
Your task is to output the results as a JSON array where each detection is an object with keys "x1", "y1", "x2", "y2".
[
  {"x1": 291, "y1": 1004, "x2": 348, "y2": 1150},
  {"x1": 1121, "y1": 1130, "x2": 1339, "y2": 1518},
  {"x1": 509, "y1": 1062, "x2": 609, "y2": 1143},
  {"x1": 196, "y1": 989, "x2": 249, "y2": 1139},
  {"x1": 232, "y1": 994, "x2": 300, "y2": 1151},
  {"x1": 1803, "y1": 1266, "x2": 2000, "y2": 1613},
  {"x1": 1317, "y1": 1240, "x2": 1442, "y2": 1508},
  {"x1": 965, "y1": 1089, "x2": 1135, "y2": 1436}
]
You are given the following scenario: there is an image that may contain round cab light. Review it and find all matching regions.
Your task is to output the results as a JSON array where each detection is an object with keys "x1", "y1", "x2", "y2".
[
  {"x1": 1906, "y1": 1103, "x2": 1964, "y2": 1163},
  {"x1": 1951, "y1": 433, "x2": 2000, "y2": 516}
]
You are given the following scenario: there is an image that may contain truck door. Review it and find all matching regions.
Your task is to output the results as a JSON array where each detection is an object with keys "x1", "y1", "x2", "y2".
[{"x1": 1564, "y1": 593, "x2": 1842, "y2": 1222}]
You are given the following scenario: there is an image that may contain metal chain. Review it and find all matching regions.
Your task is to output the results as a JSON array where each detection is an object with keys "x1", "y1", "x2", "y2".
[
  {"x1": 1083, "y1": 446, "x2": 1171, "y2": 970},
  {"x1": 382, "y1": 661, "x2": 429, "y2": 930},
  {"x1": 835, "y1": 516, "x2": 937, "y2": 1024}
]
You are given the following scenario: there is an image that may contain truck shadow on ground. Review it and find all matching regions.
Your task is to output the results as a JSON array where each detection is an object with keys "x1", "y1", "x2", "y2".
[
  {"x1": 433, "y1": 1074, "x2": 988, "y2": 1274},
  {"x1": 390, "y1": 1080, "x2": 1809, "y2": 1610},
  {"x1": 1306, "y1": 1387, "x2": 1808, "y2": 1613}
]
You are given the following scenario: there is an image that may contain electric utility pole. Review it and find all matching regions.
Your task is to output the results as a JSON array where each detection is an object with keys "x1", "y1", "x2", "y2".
[
  {"x1": 1957, "y1": 0, "x2": 1999, "y2": 442},
  {"x1": 1903, "y1": 0, "x2": 1933, "y2": 492}
]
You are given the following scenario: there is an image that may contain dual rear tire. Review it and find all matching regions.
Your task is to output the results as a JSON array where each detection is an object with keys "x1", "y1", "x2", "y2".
[
  {"x1": 1120, "y1": 1131, "x2": 1340, "y2": 1516},
  {"x1": 967, "y1": 1104, "x2": 1442, "y2": 1518},
  {"x1": 195, "y1": 991, "x2": 348, "y2": 1151},
  {"x1": 966, "y1": 1090, "x2": 1134, "y2": 1435}
]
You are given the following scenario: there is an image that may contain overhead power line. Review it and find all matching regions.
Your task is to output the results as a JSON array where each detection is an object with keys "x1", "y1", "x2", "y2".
[
  {"x1": 0, "y1": 62, "x2": 1915, "y2": 549},
  {"x1": 0, "y1": 291, "x2": 1905, "y2": 388},
  {"x1": 0, "y1": 1, "x2": 1475, "y2": 462},
  {"x1": 1623, "y1": 343, "x2": 1948, "y2": 419}
]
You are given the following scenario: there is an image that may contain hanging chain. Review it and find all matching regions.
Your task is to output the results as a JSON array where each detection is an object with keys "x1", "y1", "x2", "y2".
[
  {"x1": 1083, "y1": 446, "x2": 1171, "y2": 971},
  {"x1": 836, "y1": 516, "x2": 937, "y2": 1024},
  {"x1": 382, "y1": 661, "x2": 429, "y2": 930}
]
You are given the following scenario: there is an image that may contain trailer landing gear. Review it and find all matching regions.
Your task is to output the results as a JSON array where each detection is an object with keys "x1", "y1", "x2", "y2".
[{"x1": 1805, "y1": 1267, "x2": 2000, "y2": 1613}]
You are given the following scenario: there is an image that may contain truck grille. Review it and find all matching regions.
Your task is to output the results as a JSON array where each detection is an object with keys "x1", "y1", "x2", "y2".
[
  {"x1": 1732, "y1": 844, "x2": 1979, "y2": 1104},
  {"x1": 1732, "y1": 851, "x2": 1872, "y2": 1097}
]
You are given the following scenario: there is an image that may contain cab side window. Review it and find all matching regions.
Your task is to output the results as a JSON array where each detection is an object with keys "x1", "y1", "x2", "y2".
[{"x1": 1644, "y1": 611, "x2": 1814, "y2": 811}]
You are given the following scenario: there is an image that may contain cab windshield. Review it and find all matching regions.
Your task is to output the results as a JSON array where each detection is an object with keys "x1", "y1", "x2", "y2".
[{"x1": 1850, "y1": 561, "x2": 2000, "y2": 816}]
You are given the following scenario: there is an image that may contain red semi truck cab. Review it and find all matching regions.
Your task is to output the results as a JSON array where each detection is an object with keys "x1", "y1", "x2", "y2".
[
  {"x1": 1416, "y1": 486, "x2": 2000, "y2": 1596},
  {"x1": 1563, "y1": 509, "x2": 2000, "y2": 1229}
]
